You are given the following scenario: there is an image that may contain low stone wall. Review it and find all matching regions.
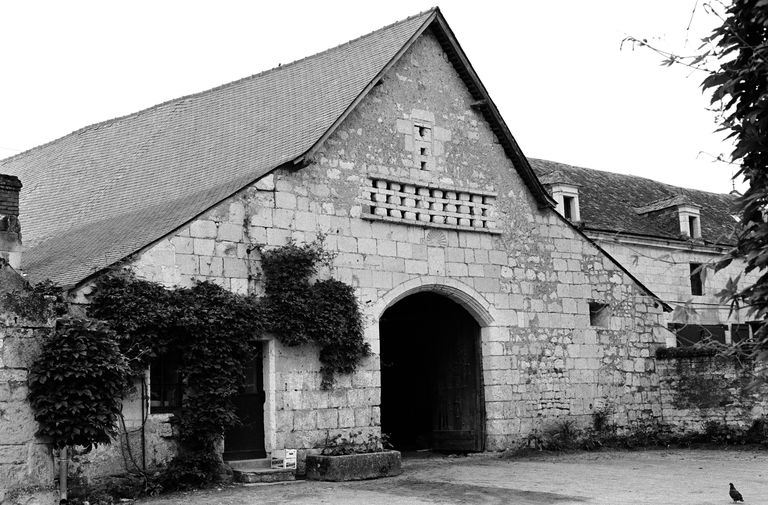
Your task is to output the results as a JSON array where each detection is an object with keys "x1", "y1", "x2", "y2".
[
  {"x1": 0, "y1": 279, "x2": 57, "y2": 505},
  {"x1": 657, "y1": 355, "x2": 768, "y2": 432}
]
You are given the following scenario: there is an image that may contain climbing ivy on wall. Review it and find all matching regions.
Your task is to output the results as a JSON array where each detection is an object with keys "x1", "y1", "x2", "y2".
[
  {"x1": 29, "y1": 318, "x2": 131, "y2": 450},
  {"x1": 259, "y1": 240, "x2": 370, "y2": 387},
  {"x1": 76, "y1": 238, "x2": 368, "y2": 456}
]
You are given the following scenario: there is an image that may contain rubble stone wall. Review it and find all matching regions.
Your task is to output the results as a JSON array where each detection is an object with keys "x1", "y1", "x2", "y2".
[
  {"x1": 0, "y1": 269, "x2": 57, "y2": 505},
  {"x1": 657, "y1": 356, "x2": 767, "y2": 432}
]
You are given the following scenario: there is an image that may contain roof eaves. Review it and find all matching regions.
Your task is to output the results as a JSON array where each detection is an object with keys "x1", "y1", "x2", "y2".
[{"x1": 582, "y1": 225, "x2": 734, "y2": 249}]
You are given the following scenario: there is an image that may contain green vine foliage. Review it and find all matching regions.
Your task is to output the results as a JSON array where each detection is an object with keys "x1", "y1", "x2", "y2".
[
  {"x1": 259, "y1": 240, "x2": 332, "y2": 346},
  {"x1": 88, "y1": 273, "x2": 183, "y2": 373},
  {"x1": 81, "y1": 239, "x2": 368, "y2": 459},
  {"x1": 28, "y1": 318, "x2": 131, "y2": 450},
  {"x1": 2, "y1": 279, "x2": 68, "y2": 321},
  {"x1": 260, "y1": 240, "x2": 370, "y2": 388},
  {"x1": 89, "y1": 275, "x2": 264, "y2": 453},
  {"x1": 173, "y1": 282, "x2": 264, "y2": 452}
]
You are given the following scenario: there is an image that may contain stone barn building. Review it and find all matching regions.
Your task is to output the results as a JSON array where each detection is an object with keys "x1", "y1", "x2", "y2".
[{"x1": 5, "y1": 8, "x2": 738, "y2": 487}]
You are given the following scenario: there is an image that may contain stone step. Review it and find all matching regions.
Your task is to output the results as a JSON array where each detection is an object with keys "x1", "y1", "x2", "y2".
[
  {"x1": 232, "y1": 467, "x2": 296, "y2": 484},
  {"x1": 228, "y1": 458, "x2": 272, "y2": 471}
]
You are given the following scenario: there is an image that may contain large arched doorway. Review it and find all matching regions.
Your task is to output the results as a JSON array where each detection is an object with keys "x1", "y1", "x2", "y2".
[{"x1": 380, "y1": 292, "x2": 485, "y2": 452}]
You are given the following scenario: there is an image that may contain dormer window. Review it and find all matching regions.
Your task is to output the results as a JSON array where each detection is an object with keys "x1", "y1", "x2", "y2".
[
  {"x1": 551, "y1": 183, "x2": 581, "y2": 222},
  {"x1": 563, "y1": 196, "x2": 575, "y2": 220},
  {"x1": 677, "y1": 205, "x2": 701, "y2": 238}
]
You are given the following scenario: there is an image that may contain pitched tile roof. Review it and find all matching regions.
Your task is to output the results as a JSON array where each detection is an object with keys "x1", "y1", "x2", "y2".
[
  {"x1": 2, "y1": 8, "x2": 554, "y2": 287},
  {"x1": 529, "y1": 158, "x2": 738, "y2": 246}
]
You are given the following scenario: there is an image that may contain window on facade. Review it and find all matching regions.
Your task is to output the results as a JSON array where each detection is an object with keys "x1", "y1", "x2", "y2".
[
  {"x1": 589, "y1": 302, "x2": 610, "y2": 327},
  {"x1": 150, "y1": 353, "x2": 182, "y2": 414},
  {"x1": 731, "y1": 321, "x2": 762, "y2": 345},
  {"x1": 688, "y1": 215, "x2": 701, "y2": 238},
  {"x1": 669, "y1": 323, "x2": 726, "y2": 347},
  {"x1": 563, "y1": 196, "x2": 575, "y2": 220},
  {"x1": 689, "y1": 263, "x2": 703, "y2": 296}
]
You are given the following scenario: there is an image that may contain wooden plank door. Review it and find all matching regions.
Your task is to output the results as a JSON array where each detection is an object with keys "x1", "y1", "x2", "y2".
[
  {"x1": 223, "y1": 347, "x2": 266, "y2": 461},
  {"x1": 430, "y1": 317, "x2": 484, "y2": 452}
]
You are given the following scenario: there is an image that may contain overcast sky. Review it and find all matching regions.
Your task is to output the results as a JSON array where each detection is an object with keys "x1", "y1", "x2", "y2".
[{"x1": 0, "y1": 1, "x2": 737, "y2": 193}]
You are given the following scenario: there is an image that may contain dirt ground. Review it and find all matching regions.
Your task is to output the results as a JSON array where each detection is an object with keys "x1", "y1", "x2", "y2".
[{"x1": 136, "y1": 449, "x2": 768, "y2": 505}]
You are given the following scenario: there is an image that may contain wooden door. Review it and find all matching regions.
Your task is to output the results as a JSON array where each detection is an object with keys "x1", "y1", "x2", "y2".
[
  {"x1": 430, "y1": 316, "x2": 484, "y2": 452},
  {"x1": 223, "y1": 347, "x2": 266, "y2": 461}
]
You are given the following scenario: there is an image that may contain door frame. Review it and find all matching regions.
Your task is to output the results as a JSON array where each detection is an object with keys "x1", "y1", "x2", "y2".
[
  {"x1": 221, "y1": 338, "x2": 277, "y2": 461},
  {"x1": 371, "y1": 277, "x2": 496, "y2": 451}
]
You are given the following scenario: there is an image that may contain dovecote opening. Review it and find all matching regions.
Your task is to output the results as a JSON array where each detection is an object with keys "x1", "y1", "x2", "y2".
[{"x1": 363, "y1": 177, "x2": 499, "y2": 233}]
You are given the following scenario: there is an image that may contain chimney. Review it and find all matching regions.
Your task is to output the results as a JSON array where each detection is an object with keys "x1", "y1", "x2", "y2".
[{"x1": 0, "y1": 174, "x2": 22, "y2": 270}]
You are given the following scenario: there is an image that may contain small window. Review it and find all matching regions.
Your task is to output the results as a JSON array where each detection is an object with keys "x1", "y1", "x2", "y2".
[
  {"x1": 589, "y1": 302, "x2": 610, "y2": 327},
  {"x1": 150, "y1": 354, "x2": 182, "y2": 413},
  {"x1": 688, "y1": 215, "x2": 700, "y2": 238},
  {"x1": 690, "y1": 263, "x2": 703, "y2": 296},
  {"x1": 563, "y1": 196, "x2": 574, "y2": 220}
]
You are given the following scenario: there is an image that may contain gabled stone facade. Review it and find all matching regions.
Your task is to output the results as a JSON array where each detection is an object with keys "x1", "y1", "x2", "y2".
[{"x1": 90, "y1": 31, "x2": 668, "y2": 467}]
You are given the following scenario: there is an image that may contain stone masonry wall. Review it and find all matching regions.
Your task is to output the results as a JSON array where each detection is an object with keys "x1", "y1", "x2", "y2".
[
  {"x1": 114, "y1": 29, "x2": 669, "y2": 463},
  {"x1": 0, "y1": 266, "x2": 57, "y2": 505},
  {"x1": 597, "y1": 239, "x2": 755, "y2": 327},
  {"x1": 657, "y1": 356, "x2": 767, "y2": 432}
]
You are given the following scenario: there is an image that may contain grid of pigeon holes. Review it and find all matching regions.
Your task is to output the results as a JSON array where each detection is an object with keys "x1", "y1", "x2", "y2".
[{"x1": 363, "y1": 177, "x2": 500, "y2": 233}]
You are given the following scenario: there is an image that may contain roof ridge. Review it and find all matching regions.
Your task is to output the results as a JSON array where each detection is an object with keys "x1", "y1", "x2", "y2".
[
  {"x1": 0, "y1": 7, "x2": 439, "y2": 165},
  {"x1": 530, "y1": 157, "x2": 733, "y2": 198}
]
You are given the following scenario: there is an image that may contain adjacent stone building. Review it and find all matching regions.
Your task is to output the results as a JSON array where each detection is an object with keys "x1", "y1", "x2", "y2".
[
  {"x1": 530, "y1": 159, "x2": 758, "y2": 347},
  {"x1": 0, "y1": 7, "x2": 763, "y2": 490}
]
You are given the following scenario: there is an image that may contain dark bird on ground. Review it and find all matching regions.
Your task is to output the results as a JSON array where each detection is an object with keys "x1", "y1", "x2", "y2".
[{"x1": 729, "y1": 483, "x2": 744, "y2": 502}]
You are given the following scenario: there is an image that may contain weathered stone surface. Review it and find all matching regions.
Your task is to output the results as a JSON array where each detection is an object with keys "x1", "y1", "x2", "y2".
[
  {"x1": 305, "y1": 450, "x2": 401, "y2": 481},
  {"x1": 233, "y1": 467, "x2": 295, "y2": 483}
]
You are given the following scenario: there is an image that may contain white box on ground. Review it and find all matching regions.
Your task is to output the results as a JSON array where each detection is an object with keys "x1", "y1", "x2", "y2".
[{"x1": 271, "y1": 449, "x2": 297, "y2": 469}]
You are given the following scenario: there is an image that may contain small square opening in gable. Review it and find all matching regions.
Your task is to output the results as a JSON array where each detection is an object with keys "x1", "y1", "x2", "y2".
[
  {"x1": 414, "y1": 124, "x2": 432, "y2": 141},
  {"x1": 589, "y1": 302, "x2": 611, "y2": 327}
]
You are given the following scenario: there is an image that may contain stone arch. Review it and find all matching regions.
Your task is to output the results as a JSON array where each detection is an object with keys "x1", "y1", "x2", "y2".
[
  {"x1": 377, "y1": 277, "x2": 491, "y2": 452},
  {"x1": 372, "y1": 276, "x2": 496, "y2": 327}
]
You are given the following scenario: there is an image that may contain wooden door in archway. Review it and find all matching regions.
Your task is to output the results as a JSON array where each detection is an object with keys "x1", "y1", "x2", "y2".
[{"x1": 380, "y1": 292, "x2": 485, "y2": 452}]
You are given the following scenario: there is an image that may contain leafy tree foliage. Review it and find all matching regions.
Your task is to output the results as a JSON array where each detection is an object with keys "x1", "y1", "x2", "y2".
[
  {"x1": 28, "y1": 318, "x2": 131, "y2": 450},
  {"x1": 624, "y1": 2, "x2": 768, "y2": 373},
  {"x1": 703, "y1": 1, "x2": 768, "y2": 369}
]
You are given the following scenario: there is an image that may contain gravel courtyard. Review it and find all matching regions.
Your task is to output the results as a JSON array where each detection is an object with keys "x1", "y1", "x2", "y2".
[{"x1": 136, "y1": 449, "x2": 767, "y2": 505}]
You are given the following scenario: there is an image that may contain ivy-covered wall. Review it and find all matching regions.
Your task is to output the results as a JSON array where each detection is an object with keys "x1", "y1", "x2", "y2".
[{"x1": 0, "y1": 264, "x2": 57, "y2": 504}]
